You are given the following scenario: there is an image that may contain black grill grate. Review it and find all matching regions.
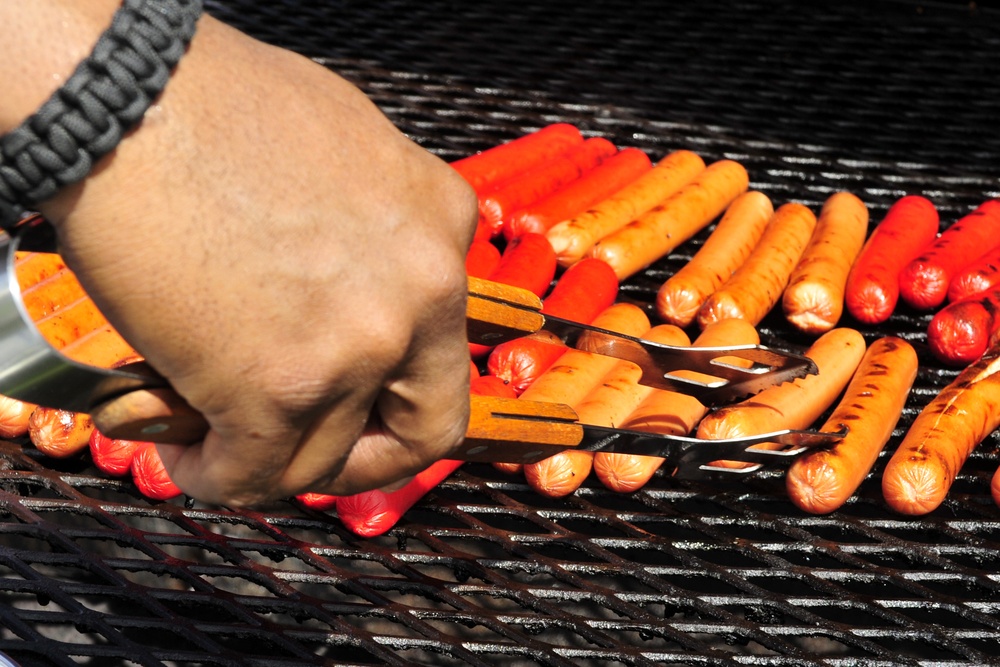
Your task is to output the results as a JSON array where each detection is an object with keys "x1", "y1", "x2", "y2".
[{"x1": 3, "y1": 1, "x2": 1000, "y2": 665}]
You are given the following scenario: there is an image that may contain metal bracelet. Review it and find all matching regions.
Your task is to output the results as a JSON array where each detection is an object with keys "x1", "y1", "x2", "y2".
[{"x1": 0, "y1": 0, "x2": 203, "y2": 231}]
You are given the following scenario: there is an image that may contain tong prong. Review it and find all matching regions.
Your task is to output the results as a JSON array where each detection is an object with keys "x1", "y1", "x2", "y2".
[{"x1": 466, "y1": 276, "x2": 818, "y2": 406}]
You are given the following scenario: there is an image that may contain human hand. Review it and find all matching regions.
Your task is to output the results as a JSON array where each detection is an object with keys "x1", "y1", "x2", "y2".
[{"x1": 27, "y1": 10, "x2": 478, "y2": 505}]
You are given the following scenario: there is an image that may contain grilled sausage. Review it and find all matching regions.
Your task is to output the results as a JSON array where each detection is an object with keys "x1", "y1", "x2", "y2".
[
  {"x1": 696, "y1": 328, "x2": 867, "y2": 468},
  {"x1": 451, "y1": 123, "x2": 584, "y2": 195},
  {"x1": 947, "y1": 243, "x2": 1000, "y2": 303},
  {"x1": 470, "y1": 233, "x2": 559, "y2": 358},
  {"x1": 844, "y1": 195, "x2": 939, "y2": 324},
  {"x1": 478, "y1": 137, "x2": 617, "y2": 238},
  {"x1": 465, "y1": 240, "x2": 502, "y2": 278},
  {"x1": 786, "y1": 336, "x2": 918, "y2": 514},
  {"x1": 28, "y1": 407, "x2": 95, "y2": 459},
  {"x1": 781, "y1": 192, "x2": 869, "y2": 335},
  {"x1": 899, "y1": 199, "x2": 1000, "y2": 311},
  {"x1": 545, "y1": 149, "x2": 706, "y2": 267},
  {"x1": 882, "y1": 345, "x2": 1000, "y2": 515},
  {"x1": 486, "y1": 257, "x2": 619, "y2": 393},
  {"x1": 130, "y1": 443, "x2": 183, "y2": 501},
  {"x1": 926, "y1": 287, "x2": 1000, "y2": 366},
  {"x1": 520, "y1": 303, "x2": 652, "y2": 496},
  {"x1": 697, "y1": 202, "x2": 817, "y2": 329},
  {"x1": 588, "y1": 159, "x2": 750, "y2": 280},
  {"x1": 656, "y1": 191, "x2": 773, "y2": 328},
  {"x1": 594, "y1": 318, "x2": 762, "y2": 492},
  {"x1": 0, "y1": 395, "x2": 36, "y2": 439},
  {"x1": 89, "y1": 429, "x2": 147, "y2": 477},
  {"x1": 505, "y1": 147, "x2": 652, "y2": 240},
  {"x1": 335, "y1": 374, "x2": 517, "y2": 535}
]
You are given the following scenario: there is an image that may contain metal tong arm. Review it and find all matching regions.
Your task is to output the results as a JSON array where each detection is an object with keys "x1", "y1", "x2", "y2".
[
  {"x1": 467, "y1": 276, "x2": 819, "y2": 405},
  {"x1": 454, "y1": 395, "x2": 846, "y2": 479}
]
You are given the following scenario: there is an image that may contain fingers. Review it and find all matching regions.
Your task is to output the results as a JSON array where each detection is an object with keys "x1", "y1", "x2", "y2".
[{"x1": 156, "y1": 267, "x2": 473, "y2": 506}]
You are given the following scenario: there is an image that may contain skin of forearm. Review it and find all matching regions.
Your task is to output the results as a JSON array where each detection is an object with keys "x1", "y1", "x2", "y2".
[{"x1": 0, "y1": 0, "x2": 121, "y2": 132}]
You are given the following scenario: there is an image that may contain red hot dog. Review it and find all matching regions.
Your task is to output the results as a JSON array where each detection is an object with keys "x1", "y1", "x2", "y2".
[
  {"x1": 504, "y1": 147, "x2": 652, "y2": 240},
  {"x1": 451, "y1": 123, "x2": 583, "y2": 194},
  {"x1": 478, "y1": 137, "x2": 617, "y2": 238},
  {"x1": 898, "y1": 199, "x2": 1000, "y2": 311},
  {"x1": 844, "y1": 195, "x2": 939, "y2": 324}
]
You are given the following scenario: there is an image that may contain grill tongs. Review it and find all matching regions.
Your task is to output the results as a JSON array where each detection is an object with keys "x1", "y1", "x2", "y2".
[
  {"x1": 1, "y1": 221, "x2": 844, "y2": 479},
  {"x1": 461, "y1": 277, "x2": 843, "y2": 478}
]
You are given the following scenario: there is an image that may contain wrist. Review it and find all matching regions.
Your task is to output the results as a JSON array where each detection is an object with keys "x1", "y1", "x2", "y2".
[
  {"x1": 0, "y1": 0, "x2": 203, "y2": 229},
  {"x1": 0, "y1": 1, "x2": 120, "y2": 133}
]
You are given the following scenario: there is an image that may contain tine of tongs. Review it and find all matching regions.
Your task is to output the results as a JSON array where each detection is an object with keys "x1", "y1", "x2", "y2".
[{"x1": 467, "y1": 276, "x2": 817, "y2": 406}]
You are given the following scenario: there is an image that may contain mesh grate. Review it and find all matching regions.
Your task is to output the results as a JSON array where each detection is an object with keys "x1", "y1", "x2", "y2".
[{"x1": 3, "y1": 1, "x2": 1000, "y2": 665}]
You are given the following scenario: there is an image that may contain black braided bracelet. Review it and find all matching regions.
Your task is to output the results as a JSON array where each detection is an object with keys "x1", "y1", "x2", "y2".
[{"x1": 0, "y1": 0, "x2": 204, "y2": 232}]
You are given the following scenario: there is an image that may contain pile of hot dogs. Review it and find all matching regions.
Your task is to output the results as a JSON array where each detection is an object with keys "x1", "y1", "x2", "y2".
[
  {"x1": 444, "y1": 123, "x2": 1000, "y2": 519},
  {"x1": 6, "y1": 123, "x2": 1000, "y2": 537}
]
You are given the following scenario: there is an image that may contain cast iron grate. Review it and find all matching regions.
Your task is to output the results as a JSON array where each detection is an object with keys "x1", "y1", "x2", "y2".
[{"x1": 2, "y1": 1, "x2": 1000, "y2": 665}]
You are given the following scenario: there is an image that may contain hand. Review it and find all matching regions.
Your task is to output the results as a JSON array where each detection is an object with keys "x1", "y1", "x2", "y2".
[{"x1": 30, "y1": 11, "x2": 478, "y2": 505}]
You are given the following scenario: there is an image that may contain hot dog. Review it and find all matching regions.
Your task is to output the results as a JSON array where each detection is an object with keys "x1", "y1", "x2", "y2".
[
  {"x1": 538, "y1": 257, "x2": 619, "y2": 320},
  {"x1": 28, "y1": 407, "x2": 95, "y2": 459},
  {"x1": 786, "y1": 336, "x2": 918, "y2": 514},
  {"x1": 655, "y1": 191, "x2": 773, "y2": 327},
  {"x1": 844, "y1": 195, "x2": 939, "y2": 324},
  {"x1": 89, "y1": 429, "x2": 147, "y2": 477},
  {"x1": 695, "y1": 328, "x2": 867, "y2": 468},
  {"x1": 520, "y1": 303, "x2": 651, "y2": 496},
  {"x1": 591, "y1": 324, "x2": 697, "y2": 492},
  {"x1": 486, "y1": 257, "x2": 618, "y2": 391},
  {"x1": 451, "y1": 123, "x2": 584, "y2": 195},
  {"x1": 697, "y1": 202, "x2": 818, "y2": 329},
  {"x1": 465, "y1": 239, "x2": 502, "y2": 277},
  {"x1": 487, "y1": 331, "x2": 566, "y2": 396},
  {"x1": 530, "y1": 360, "x2": 650, "y2": 497},
  {"x1": 0, "y1": 395, "x2": 36, "y2": 439},
  {"x1": 781, "y1": 192, "x2": 869, "y2": 335},
  {"x1": 594, "y1": 318, "x2": 761, "y2": 492},
  {"x1": 947, "y1": 243, "x2": 1000, "y2": 303},
  {"x1": 882, "y1": 343, "x2": 1000, "y2": 515},
  {"x1": 545, "y1": 150, "x2": 705, "y2": 267},
  {"x1": 899, "y1": 199, "x2": 1000, "y2": 311},
  {"x1": 478, "y1": 137, "x2": 617, "y2": 238},
  {"x1": 926, "y1": 287, "x2": 1000, "y2": 366},
  {"x1": 553, "y1": 324, "x2": 691, "y2": 493},
  {"x1": 589, "y1": 159, "x2": 750, "y2": 280},
  {"x1": 130, "y1": 442, "x2": 183, "y2": 501},
  {"x1": 486, "y1": 233, "x2": 558, "y2": 299},
  {"x1": 504, "y1": 147, "x2": 652, "y2": 240}
]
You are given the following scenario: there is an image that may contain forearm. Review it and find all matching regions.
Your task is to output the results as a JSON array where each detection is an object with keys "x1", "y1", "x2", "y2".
[{"x1": 0, "y1": 0, "x2": 120, "y2": 132}]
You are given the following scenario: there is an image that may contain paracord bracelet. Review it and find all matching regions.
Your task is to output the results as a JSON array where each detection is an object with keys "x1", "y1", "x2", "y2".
[{"x1": 0, "y1": 0, "x2": 203, "y2": 232}]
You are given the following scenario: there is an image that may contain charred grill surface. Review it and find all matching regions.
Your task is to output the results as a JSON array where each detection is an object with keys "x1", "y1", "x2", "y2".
[{"x1": 2, "y1": 1, "x2": 1000, "y2": 665}]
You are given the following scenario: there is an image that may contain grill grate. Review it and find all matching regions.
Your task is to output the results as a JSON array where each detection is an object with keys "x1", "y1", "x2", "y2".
[{"x1": 3, "y1": 1, "x2": 1000, "y2": 665}]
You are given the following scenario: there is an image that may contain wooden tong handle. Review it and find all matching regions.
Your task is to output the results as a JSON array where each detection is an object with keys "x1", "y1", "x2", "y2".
[
  {"x1": 466, "y1": 276, "x2": 546, "y2": 345},
  {"x1": 452, "y1": 394, "x2": 584, "y2": 464},
  {"x1": 90, "y1": 385, "x2": 208, "y2": 444}
]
